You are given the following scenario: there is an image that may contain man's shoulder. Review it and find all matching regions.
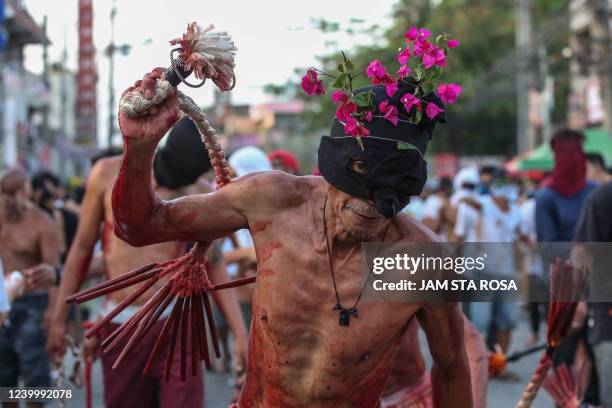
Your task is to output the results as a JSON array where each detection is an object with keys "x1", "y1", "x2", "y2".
[
  {"x1": 89, "y1": 157, "x2": 121, "y2": 190},
  {"x1": 24, "y1": 204, "x2": 53, "y2": 227},
  {"x1": 234, "y1": 171, "x2": 322, "y2": 207},
  {"x1": 393, "y1": 212, "x2": 441, "y2": 243}
]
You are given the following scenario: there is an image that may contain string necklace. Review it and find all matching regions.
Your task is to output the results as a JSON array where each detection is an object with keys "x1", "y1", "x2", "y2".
[{"x1": 323, "y1": 195, "x2": 390, "y2": 327}]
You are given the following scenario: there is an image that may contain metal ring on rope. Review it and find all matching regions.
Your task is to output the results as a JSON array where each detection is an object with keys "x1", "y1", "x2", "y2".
[{"x1": 170, "y1": 48, "x2": 207, "y2": 88}]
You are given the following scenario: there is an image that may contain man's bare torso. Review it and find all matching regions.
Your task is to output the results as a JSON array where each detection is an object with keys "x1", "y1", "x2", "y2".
[
  {"x1": 97, "y1": 157, "x2": 204, "y2": 305},
  {"x1": 0, "y1": 204, "x2": 51, "y2": 274},
  {"x1": 238, "y1": 175, "x2": 436, "y2": 407}
]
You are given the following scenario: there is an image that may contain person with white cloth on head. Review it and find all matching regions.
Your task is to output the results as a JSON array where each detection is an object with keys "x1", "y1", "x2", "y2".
[{"x1": 224, "y1": 146, "x2": 273, "y2": 329}]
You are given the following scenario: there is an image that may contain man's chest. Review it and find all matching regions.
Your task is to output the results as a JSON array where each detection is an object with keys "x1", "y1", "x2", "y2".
[
  {"x1": 0, "y1": 223, "x2": 39, "y2": 256},
  {"x1": 251, "y1": 230, "x2": 414, "y2": 351}
]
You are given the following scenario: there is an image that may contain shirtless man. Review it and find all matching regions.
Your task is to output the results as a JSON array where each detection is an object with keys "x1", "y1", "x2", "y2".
[
  {"x1": 0, "y1": 167, "x2": 61, "y2": 408},
  {"x1": 47, "y1": 117, "x2": 248, "y2": 408},
  {"x1": 111, "y1": 69, "x2": 471, "y2": 407}
]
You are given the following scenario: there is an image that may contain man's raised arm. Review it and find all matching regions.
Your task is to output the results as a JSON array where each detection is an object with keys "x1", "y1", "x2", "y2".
[
  {"x1": 417, "y1": 302, "x2": 472, "y2": 407},
  {"x1": 113, "y1": 69, "x2": 248, "y2": 246}
]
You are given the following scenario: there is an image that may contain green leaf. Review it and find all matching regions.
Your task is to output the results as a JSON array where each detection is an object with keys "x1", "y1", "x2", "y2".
[
  {"x1": 397, "y1": 141, "x2": 418, "y2": 151},
  {"x1": 332, "y1": 73, "x2": 347, "y2": 89},
  {"x1": 353, "y1": 91, "x2": 373, "y2": 108},
  {"x1": 421, "y1": 80, "x2": 435, "y2": 94},
  {"x1": 413, "y1": 66, "x2": 424, "y2": 81},
  {"x1": 414, "y1": 109, "x2": 422, "y2": 124},
  {"x1": 346, "y1": 59, "x2": 354, "y2": 72},
  {"x1": 338, "y1": 64, "x2": 344, "y2": 72},
  {"x1": 430, "y1": 66, "x2": 443, "y2": 80}
]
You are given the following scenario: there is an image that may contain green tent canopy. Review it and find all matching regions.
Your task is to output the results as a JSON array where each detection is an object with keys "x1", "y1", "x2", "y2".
[{"x1": 517, "y1": 128, "x2": 612, "y2": 171}]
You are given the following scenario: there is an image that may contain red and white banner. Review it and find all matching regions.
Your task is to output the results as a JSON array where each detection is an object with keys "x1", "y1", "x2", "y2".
[{"x1": 75, "y1": 0, "x2": 97, "y2": 144}]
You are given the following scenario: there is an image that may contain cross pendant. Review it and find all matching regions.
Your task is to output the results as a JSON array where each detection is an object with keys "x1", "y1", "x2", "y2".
[{"x1": 333, "y1": 303, "x2": 358, "y2": 327}]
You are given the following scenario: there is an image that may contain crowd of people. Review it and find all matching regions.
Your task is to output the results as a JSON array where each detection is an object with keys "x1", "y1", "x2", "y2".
[
  {"x1": 1, "y1": 106, "x2": 611, "y2": 407},
  {"x1": 403, "y1": 128, "x2": 612, "y2": 405}
]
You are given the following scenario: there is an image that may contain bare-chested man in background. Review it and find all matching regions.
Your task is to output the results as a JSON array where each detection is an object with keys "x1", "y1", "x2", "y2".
[
  {"x1": 112, "y1": 69, "x2": 471, "y2": 407},
  {"x1": 0, "y1": 167, "x2": 61, "y2": 408},
  {"x1": 47, "y1": 117, "x2": 248, "y2": 408}
]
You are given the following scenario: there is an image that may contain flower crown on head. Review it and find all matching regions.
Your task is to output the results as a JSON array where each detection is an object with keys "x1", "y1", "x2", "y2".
[{"x1": 301, "y1": 26, "x2": 462, "y2": 142}]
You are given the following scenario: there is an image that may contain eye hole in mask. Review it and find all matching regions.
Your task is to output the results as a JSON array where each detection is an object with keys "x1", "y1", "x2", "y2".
[{"x1": 348, "y1": 157, "x2": 368, "y2": 175}]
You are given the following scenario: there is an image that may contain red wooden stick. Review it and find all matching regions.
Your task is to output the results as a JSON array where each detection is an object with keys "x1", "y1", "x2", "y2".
[
  {"x1": 144, "y1": 299, "x2": 182, "y2": 375},
  {"x1": 111, "y1": 288, "x2": 174, "y2": 368},
  {"x1": 104, "y1": 285, "x2": 172, "y2": 354},
  {"x1": 164, "y1": 298, "x2": 185, "y2": 381},
  {"x1": 194, "y1": 292, "x2": 211, "y2": 368},
  {"x1": 190, "y1": 296, "x2": 199, "y2": 376},
  {"x1": 133, "y1": 290, "x2": 175, "y2": 348},
  {"x1": 202, "y1": 291, "x2": 221, "y2": 358},
  {"x1": 73, "y1": 268, "x2": 160, "y2": 304},
  {"x1": 85, "y1": 277, "x2": 158, "y2": 339},
  {"x1": 212, "y1": 275, "x2": 257, "y2": 291},
  {"x1": 180, "y1": 297, "x2": 190, "y2": 381},
  {"x1": 66, "y1": 263, "x2": 157, "y2": 303}
]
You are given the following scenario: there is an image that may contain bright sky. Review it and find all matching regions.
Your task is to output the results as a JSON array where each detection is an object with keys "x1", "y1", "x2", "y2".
[{"x1": 23, "y1": 0, "x2": 397, "y2": 145}]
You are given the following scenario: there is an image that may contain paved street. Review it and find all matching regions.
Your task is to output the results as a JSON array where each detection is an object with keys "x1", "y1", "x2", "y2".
[{"x1": 47, "y1": 309, "x2": 553, "y2": 408}]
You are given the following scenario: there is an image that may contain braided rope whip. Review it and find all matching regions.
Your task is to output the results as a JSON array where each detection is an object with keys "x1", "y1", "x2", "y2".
[
  {"x1": 119, "y1": 82, "x2": 231, "y2": 189},
  {"x1": 118, "y1": 22, "x2": 235, "y2": 187},
  {"x1": 515, "y1": 260, "x2": 587, "y2": 408}
]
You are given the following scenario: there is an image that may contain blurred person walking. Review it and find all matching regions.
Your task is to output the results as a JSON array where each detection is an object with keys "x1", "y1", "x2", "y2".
[
  {"x1": 31, "y1": 171, "x2": 79, "y2": 262},
  {"x1": 574, "y1": 181, "x2": 612, "y2": 407},
  {"x1": 268, "y1": 149, "x2": 300, "y2": 175},
  {"x1": 536, "y1": 128, "x2": 598, "y2": 402},
  {"x1": 585, "y1": 153, "x2": 609, "y2": 185},
  {"x1": 47, "y1": 117, "x2": 248, "y2": 408},
  {"x1": 421, "y1": 177, "x2": 454, "y2": 239},
  {"x1": 455, "y1": 177, "x2": 522, "y2": 377},
  {"x1": 0, "y1": 167, "x2": 61, "y2": 406},
  {"x1": 518, "y1": 178, "x2": 546, "y2": 347}
]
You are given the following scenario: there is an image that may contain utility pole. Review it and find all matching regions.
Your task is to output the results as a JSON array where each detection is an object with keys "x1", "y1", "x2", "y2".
[
  {"x1": 515, "y1": 0, "x2": 534, "y2": 154},
  {"x1": 107, "y1": 1, "x2": 117, "y2": 147},
  {"x1": 59, "y1": 27, "x2": 68, "y2": 178},
  {"x1": 41, "y1": 15, "x2": 49, "y2": 142},
  {"x1": 590, "y1": 0, "x2": 612, "y2": 133},
  {"x1": 0, "y1": 0, "x2": 6, "y2": 167},
  {"x1": 538, "y1": 45, "x2": 553, "y2": 144}
]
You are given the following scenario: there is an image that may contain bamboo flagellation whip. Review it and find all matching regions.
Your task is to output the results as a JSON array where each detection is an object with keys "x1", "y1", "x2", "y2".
[
  {"x1": 67, "y1": 22, "x2": 256, "y2": 380},
  {"x1": 515, "y1": 260, "x2": 587, "y2": 407}
]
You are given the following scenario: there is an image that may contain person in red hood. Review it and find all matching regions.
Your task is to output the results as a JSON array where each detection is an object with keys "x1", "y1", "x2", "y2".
[
  {"x1": 535, "y1": 128, "x2": 598, "y2": 404},
  {"x1": 268, "y1": 149, "x2": 301, "y2": 175}
]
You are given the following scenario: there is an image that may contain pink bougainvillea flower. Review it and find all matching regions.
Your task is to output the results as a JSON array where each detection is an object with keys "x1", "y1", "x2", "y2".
[
  {"x1": 405, "y1": 26, "x2": 431, "y2": 42},
  {"x1": 364, "y1": 111, "x2": 373, "y2": 122},
  {"x1": 335, "y1": 100, "x2": 357, "y2": 122},
  {"x1": 366, "y1": 60, "x2": 388, "y2": 83},
  {"x1": 437, "y1": 83, "x2": 462, "y2": 104},
  {"x1": 344, "y1": 118, "x2": 370, "y2": 137},
  {"x1": 426, "y1": 102, "x2": 444, "y2": 120},
  {"x1": 401, "y1": 93, "x2": 422, "y2": 113},
  {"x1": 379, "y1": 100, "x2": 399, "y2": 126},
  {"x1": 301, "y1": 69, "x2": 325, "y2": 96},
  {"x1": 447, "y1": 39, "x2": 460, "y2": 48},
  {"x1": 397, "y1": 65, "x2": 412, "y2": 79},
  {"x1": 397, "y1": 47, "x2": 411, "y2": 65},
  {"x1": 331, "y1": 89, "x2": 347, "y2": 104},
  {"x1": 344, "y1": 117, "x2": 359, "y2": 135},
  {"x1": 422, "y1": 47, "x2": 446, "y2": 69},
  {"x1": 385, "y1": 77, "x2": 398, "y2": 97},
  {"x1": 357, "y1": 122, "x2": 370, "y2": 136},
  {"x1": 413, "y1": 39, "x2": 432, "y2": 56}
]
